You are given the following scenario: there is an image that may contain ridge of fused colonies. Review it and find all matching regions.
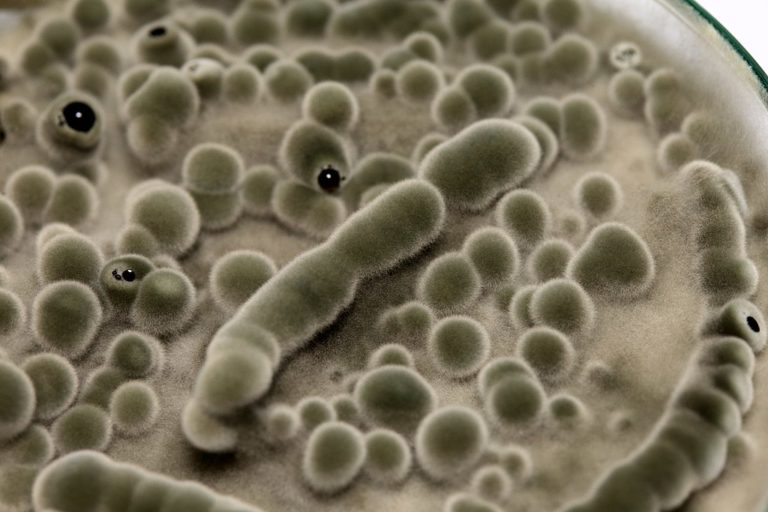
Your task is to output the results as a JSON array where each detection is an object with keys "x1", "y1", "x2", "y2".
[
  {"x1": 421, "y1": 120, "x2": 540, "y2": 211},
  {"x1": 186, "y1": 181, "x2": 445, "y2": 449},
  {"x1": 33, "y1": 451, "x2": 264, "y2": 512},
  {"x1": 329, "y1": 0, "x2": 442, "y2": 40},
  {"x1": 561, "y1": 334, "x2": 755, "y2": 511}
]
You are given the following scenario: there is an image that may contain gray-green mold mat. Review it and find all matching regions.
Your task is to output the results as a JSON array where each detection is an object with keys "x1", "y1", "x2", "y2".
[{"x1": 1, "y1": 0, "x2": 768, "y2": 511}]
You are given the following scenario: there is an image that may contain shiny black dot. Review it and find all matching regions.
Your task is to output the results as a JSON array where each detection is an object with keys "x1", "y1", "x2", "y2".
[
  {"x1": 149, "y1": 26, "x2": 167, "y2": 37},
  {"x1": 747, "y1": 316, "x2": 760, "y2": 333},
  {"x1": 0, "y1": 128, "x2": 5, "y2": 144},
  {"x1": 112, "y1": 269, "x2": 122, "y2": 281},
  {"x1": 61, "y1": 101, "x2": 96, "y2": 133},
  {"x1": 121, "y1": 269, "x2": 136, "y2": 282},
  {"x1": 317, "y1": 166, "x2": 341, "y2": 193}
]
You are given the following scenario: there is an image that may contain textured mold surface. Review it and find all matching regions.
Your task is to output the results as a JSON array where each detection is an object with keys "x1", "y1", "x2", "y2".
[{"x1": 0, "y1": 0, "x2": 768, "y2": 511}]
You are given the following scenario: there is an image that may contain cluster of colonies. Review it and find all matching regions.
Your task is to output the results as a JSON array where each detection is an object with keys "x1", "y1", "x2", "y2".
[{"x1": 0, "y1": 0, "x2": 764, "y2": 511}]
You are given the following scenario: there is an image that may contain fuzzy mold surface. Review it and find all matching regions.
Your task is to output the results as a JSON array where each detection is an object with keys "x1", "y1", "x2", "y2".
[{"x1": 0, "y1": 0, "x2": 768, "y2": 511}]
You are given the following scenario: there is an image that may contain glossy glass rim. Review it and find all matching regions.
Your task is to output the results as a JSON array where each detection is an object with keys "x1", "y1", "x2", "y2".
[{"x1": 681, "y1": 0, "x2": 768, "y2": 94}]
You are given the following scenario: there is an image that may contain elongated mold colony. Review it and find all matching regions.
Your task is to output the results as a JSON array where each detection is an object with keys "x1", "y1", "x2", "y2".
[{"x1": 0, "y1": 0, "x2": 768, "y2": 510}]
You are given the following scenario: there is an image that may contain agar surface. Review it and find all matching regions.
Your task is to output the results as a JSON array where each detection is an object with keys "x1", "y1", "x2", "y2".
[{"x1": 0, "y1": 0, "x2": 767, "y2": 511}]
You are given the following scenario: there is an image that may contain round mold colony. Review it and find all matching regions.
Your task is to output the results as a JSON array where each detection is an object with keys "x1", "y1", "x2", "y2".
[
  {"x1": 302, "y1": 421, "x2": 366, "y2": 493},
  {"x1": 354, "y1": 365, "x2": 437, "y2": 434},
  {"x1": 0, "y1": 360, "x2": 36, "y2": 442},
  {"x1": 130, "y1": 268, "x2": 197, "y2": 335},
  {"x1": 567, "y1": 222, "x2": 656, "y2": 300},
  {"x1": 109, "y1": 381, "x2": 160, "y2": 436},
  {"x1": 496, "y1": 189, "x2": 551, "y2": 250},
  {"x1": 0, "y1": 288, "x2": 25, "y2": 337},
  {"x1": 367, "y1": 343, "x2": 414, "y2": 369},
  {"x1": 209, "y1": 250, "x2": 277, "y2": 314},
  {"x1": 105, "y1": 331, "x2": 164, "y2": 379},
  {"x1": 4, "y1": 165, "x2": 57, "y2": 225},
  {"x1": 528, "y1": 278, "x2": 595, "y2": 335},
  {"x1": 415, "y1": 406, "x2": 488, "y2": 481},
  {"x1": 298, "y1": 396, "x2": 337, "y2": 432},
  {"x1": 417, "y1": 252, "x2": 481, "y2": 312},
  {"x1": 462, "y1": 227, "x2": 519, "y2": 287},
  {"x1": 2, "y1": 424, "x2": 54, "y2": 467},
  {"x1": 302, "y1": 82, "x2": 359, "y2": 133},
  {"x1": 265, "y1": 403, "x2": 300, "y2": 443},
  {"x1": 428, "y1": 315, "x2": 491, "y2": 379},
  {"x1": 471, "y1": 464, "x2": 513, "y2": 502},
  {"x1": 124, "y1": 181, "x2": 201, "y2": 256},
  {"x1": 516, "y1": 326, "x2": 576, "y2": 381},
  {"x1": 363, "y1": 428, "x2": 412, "y2": 485},
  {"x1": 36, "y1": 231, "x2": 104, "y2": 285},
  {"x1": 181, "y1": 142, "x2": 245, "y2": 230},
  {"x1": 51, "y1": 403, "x2": 112, "y2": 454},
  {"x1": 32, "y1": 280, "x2": 103, "y2": 359},
  {"x1": 21, "y1": 353, "x2": 78, "y2": 421}
]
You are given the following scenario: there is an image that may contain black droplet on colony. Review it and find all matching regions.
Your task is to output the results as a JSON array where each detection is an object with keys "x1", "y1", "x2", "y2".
[
  {"x1": 121, "y1": 269, "x2": 136, "y2": 282},
  {"x1": 149, "y1": 26, "x2": 167, "y2": 38},
  {"x1": 0, "y1": 128, "x2": 5, "y2": 144},
  {"x1": 112, "y1": 269, "x2": 122, "y2": 281},
  {"x1": 747, "y1": 315, "x2": 760, "y2": 333},
  {"x1": 317, "y1": 165, "x2": 342, "y2": 193},
  {"x1": 61, "y1": 101, "x2": 96, "y2": 133}
]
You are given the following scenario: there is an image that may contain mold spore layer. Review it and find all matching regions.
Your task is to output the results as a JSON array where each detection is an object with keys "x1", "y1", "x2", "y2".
[{"x1": 0, "y1": 0, "x2": 765, "y2": 511}]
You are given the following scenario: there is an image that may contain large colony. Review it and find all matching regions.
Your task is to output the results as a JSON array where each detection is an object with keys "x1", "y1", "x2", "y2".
[{"x1": 0, "y1": 0, "x2": 766, "y2": 511}]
